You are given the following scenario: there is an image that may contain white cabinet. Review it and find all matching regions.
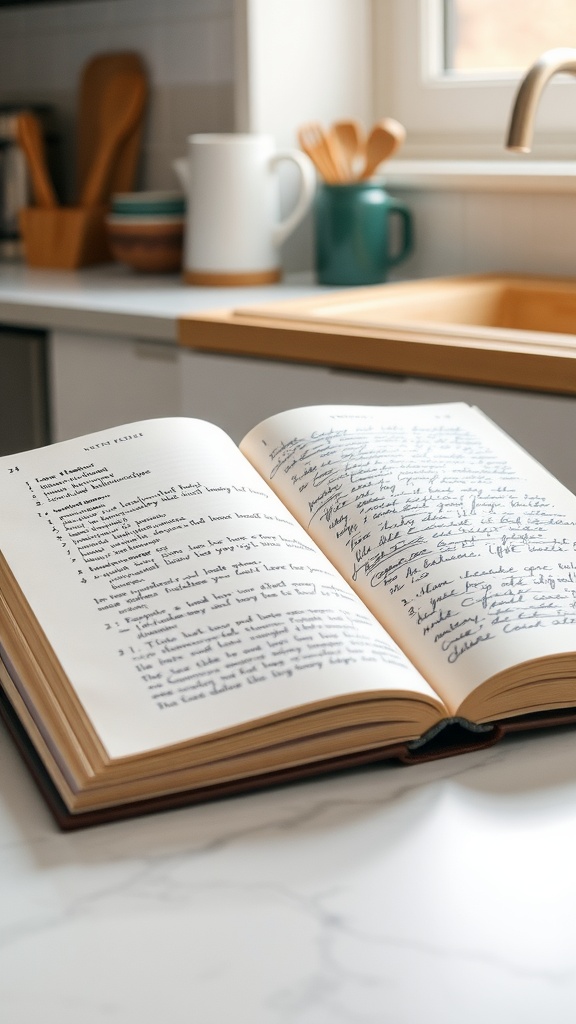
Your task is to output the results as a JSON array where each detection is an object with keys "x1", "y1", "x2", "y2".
[
  {"x1": 179, "y1": 347, "x2": 576, "y2": 492},
  {"x1": 48, "y1": 331, "x2": 576, "y2": 494},
  {"x1": 48, "y1": 329, "x2": 180, "y2": 442},
  {"x1": 179, "y1": 348, "x2": 351, "y2": 442}
]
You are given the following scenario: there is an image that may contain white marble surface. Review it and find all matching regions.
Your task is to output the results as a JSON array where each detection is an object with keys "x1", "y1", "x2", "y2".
[
  {"x1": 2, "y1": 264, "x2": 576, "y2": 1022},
  {"x1": 0, "y1": 264, "x2": 325, "y2": 342},
  {"x1": 2, "y1": 714, "x2": 576, "y2": 1023}
]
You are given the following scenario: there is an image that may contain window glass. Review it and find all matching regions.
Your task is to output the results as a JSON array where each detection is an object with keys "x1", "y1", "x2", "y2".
[{"x1": 443, "y1": 0, "x2": 576, "y2": 75}]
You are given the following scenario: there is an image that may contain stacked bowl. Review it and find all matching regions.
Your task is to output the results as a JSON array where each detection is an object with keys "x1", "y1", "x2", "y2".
[{"x1": 106, "y1": 191, "x2": 186, "y2": 273}]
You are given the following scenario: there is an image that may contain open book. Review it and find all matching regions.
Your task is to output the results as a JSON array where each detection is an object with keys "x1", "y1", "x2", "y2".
[{"x1": 1, "y1": 403, "x2": 576, "y2": 828}]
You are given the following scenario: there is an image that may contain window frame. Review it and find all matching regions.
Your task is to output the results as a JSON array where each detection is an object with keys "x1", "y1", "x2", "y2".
[{"x1": 372, "y1": 0, "x2": 576, "y2": 159}]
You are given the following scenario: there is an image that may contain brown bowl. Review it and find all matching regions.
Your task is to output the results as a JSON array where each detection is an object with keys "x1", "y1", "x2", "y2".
[{"x1": 105, "y1": 215, "x2": 185, "y2": 273}]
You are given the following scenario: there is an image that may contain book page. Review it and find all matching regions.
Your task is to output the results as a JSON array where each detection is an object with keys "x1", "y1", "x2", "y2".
[
  {"x1": 0, "y1": 418, "x2": 441, "y2": 760},
  {"x1": 241, "y1": 403, "x2": 576, "y2": 713}
]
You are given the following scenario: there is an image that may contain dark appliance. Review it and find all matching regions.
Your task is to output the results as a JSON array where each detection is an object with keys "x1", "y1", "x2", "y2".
[{"x1": 0, "y1": 327, "x2": 50, "y2": 455}]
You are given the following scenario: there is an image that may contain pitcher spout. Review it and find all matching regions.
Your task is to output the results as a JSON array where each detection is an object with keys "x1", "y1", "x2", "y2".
[{"x1": 172, "y1": 157, "x2": 190, "y2": 192}]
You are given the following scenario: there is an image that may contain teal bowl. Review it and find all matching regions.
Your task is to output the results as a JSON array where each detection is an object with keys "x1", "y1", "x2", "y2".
[{"x1": 111, "y1": 190, "x2": 186, "y2": 217}]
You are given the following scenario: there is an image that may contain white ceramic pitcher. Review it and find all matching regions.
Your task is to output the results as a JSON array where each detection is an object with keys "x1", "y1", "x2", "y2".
[{"x1": 173, "y1": 133, "x2": 316, "y2": 286}]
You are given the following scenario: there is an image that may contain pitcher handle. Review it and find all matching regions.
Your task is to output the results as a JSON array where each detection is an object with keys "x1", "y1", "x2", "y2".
[{"x1": 270, "y1": 150, "x2": 316, "y2": 247}]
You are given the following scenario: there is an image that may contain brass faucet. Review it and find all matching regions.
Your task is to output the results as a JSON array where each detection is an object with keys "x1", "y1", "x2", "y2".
[{"x1": 506, "y1": 46, "x2": 576, "y2": 152}]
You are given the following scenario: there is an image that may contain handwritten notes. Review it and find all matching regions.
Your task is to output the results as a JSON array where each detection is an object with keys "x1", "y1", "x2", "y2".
[{"x1": 242, "y1": 404, "x2": 576, "y2": 701}]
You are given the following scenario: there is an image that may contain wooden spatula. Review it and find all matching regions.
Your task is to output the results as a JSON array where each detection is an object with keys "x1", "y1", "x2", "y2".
[
  {"x1": 331, "y1": 119, "x2": 366, "y2": 181},
  {"x1": 16, "y1": 112, "x2": 58, "y2": 208},
  {"x1": 80, "y1": 71, "x2": 147, "y2": 207},
  {"x1": 77, "y1": 52, "x2": 147, "y2": 201},
  {"x1": 298, "y1": 122, "x2": 344, "y2": 183},
  {"x1": 359, "y1": 117, "x2": 406, "y2": 179}
]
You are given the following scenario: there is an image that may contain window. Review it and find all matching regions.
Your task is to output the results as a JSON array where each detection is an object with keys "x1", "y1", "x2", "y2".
[
  {"x1": 444, "y1": 0, "x2": 576, "y2": 74},
  {"x1": 373, "y1": 0, "x2": 576, "y2": 159}
]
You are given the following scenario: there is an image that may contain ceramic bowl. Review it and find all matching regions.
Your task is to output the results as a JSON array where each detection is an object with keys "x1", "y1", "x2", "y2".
[
  {"x1": 110, "y1": 190, "x2": 186, "y2": 218},
  {"x1": 106, "y1": 214, "x2": 185, "y2": 273}
]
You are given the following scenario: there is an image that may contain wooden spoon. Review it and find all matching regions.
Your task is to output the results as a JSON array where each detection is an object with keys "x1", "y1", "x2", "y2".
[
  {"x1": 77, "y1": 52, "x2": 147, "y2": 201},
  {"x1": 80, "y1": 71, "x2": 147, "y2": 207},
  {"x1": 359, "y1": 117, "x2": 406, "y2": 179},
  {"x1": 16, "y1": 112, "x2": 58, "y2": 208},
  {"x1": 331, "y1": 119, "x2": 366, "y2": 180},
  {"x1": 298, "y1": 122, "x2": 343, "y2": 183}
]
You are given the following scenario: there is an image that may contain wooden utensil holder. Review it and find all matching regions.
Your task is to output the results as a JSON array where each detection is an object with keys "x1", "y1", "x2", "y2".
[{"x1": 19, "y1": 206, "x2": 112, "y2": 269}]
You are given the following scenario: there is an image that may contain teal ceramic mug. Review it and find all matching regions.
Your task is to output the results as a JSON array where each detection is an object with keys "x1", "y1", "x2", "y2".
[{"x1": 314, "y1": 181, "x2": 414, "y2": 286}]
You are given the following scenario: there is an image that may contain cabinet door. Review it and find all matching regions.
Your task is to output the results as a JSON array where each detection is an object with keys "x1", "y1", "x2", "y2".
[
  {"x1": 321, "y1": 372, "x2": 576, "y2": 495},
  {"x1": 49, "y1": 330, "x2": 180, "y2": 441},
  {"x1": 179, "y1": 349, "x2": 576, "y2": 492},
  {"x1": 179, "y1": 349, "x2": 353, "y2": 443}
]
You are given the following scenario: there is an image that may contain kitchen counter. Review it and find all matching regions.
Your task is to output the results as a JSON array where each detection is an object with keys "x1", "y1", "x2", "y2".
[
  {"x1": 0, "y1": 263, "x2": 325, "y2": 341},
  {"x1": 3, "y1": 717, "x2": 576, "y2": 1023},
  {"x1": 2, "y1": 264, "x2": 576, "y2": 1022}
]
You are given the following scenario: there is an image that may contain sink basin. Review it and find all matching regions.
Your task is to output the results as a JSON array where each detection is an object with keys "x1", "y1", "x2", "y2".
[
  {"x1": 278, "y1": 273, "x2": 576, "y2": 344},
  {"x1": 178, "y1": 273, "x2": 576, "y2": 394}
]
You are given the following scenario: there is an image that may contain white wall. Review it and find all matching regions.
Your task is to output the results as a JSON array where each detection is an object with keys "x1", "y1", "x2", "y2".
[
  {"x1": 235, "y1": 0, "x2": 372, "y2": 145},
  {"x1": 384, "y1": 185, "x2": 576, "y2": 282},
  {"x1": 234, "y1": 0, "x2": 373, "y2": 271}
]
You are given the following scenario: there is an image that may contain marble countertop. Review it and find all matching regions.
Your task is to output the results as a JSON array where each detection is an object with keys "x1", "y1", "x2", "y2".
[
  {"x1": 0, "y1": 263, "x2": 326, "y2": 342},
  {"x1": 2, "y1": 261, "x2": 576, "y2": 1021},
  {"x1": 2, "y1": 715, "x2": 576, "y2": 1023}
]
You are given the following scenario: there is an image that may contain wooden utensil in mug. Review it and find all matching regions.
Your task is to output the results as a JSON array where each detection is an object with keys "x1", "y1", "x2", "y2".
[
  {"x1": 80, "y1": 71, "x2": 147, "y2": 207},
  {"x1": 16, "y1": 112, "x2": 58, "y2": 208},
  {"x1": 298, "y1": 122, "x2": 343, "y2": 183},
  {"x1": 331, "y1": 119, "x2": 366, "y2": 180},
  {"x1": 359, "y1": 117, "x2": 406, "y2": 179}
]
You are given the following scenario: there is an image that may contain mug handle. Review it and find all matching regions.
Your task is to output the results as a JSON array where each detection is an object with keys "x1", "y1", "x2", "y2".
[
  {"x1": 386, "y1": 197, "x2": 414, "y2": 268},
  {"x1": 270, "y1": 150, "x2": 316, "y2": 247}
]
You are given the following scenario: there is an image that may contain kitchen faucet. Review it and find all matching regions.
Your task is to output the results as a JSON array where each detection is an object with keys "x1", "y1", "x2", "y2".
[{"x1": 506, "y1": 46, "x2": 576, "y2": 152}]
